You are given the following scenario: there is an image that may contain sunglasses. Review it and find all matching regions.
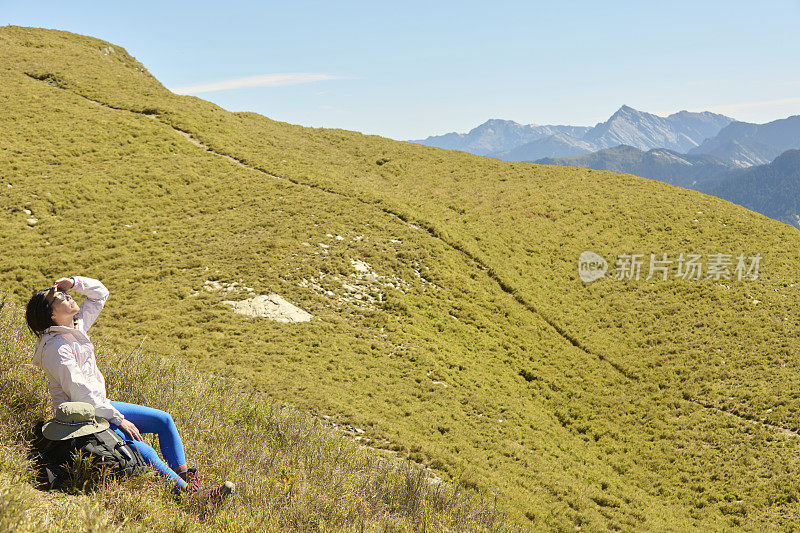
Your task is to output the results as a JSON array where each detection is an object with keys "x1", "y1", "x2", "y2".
[{"x1": 46, "y1": 287, "x2": 72, "y2": 304}]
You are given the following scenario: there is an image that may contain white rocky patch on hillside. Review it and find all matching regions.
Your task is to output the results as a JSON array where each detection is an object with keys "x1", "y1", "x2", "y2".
[
  {"x1": 192, "y1": 279, "x2": 312, "y2": 322},
  {"x1": 222, "y1": 294, "x2": 313, "y2": 322}
]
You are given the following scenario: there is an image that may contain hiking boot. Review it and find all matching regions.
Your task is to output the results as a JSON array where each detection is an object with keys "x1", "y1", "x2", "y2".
[
  {"x1": 201, "y1": 481, "x2": 236, "y2": 503},
  {"x1": 183, "y1": 467, "x2": 200, "y2": 492}
]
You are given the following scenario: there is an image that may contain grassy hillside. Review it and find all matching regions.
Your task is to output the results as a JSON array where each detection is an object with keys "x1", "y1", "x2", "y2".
[
  {"x1": 0, "y1": 295, "x2": 508, "y2": 532},
  {"x1": 2, "y1": 26, "x2": 800, "y2": 530}
]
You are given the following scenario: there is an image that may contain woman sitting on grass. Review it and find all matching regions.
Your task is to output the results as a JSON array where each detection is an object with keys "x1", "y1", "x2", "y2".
[{"x1": 26, "y1": 275, "x2": 235, "y2": 502}]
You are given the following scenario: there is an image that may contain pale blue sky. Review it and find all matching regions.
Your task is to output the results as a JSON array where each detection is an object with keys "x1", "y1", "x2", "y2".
[{"x1": 2, "y1": 0, "x2": 799, "y2": 140}]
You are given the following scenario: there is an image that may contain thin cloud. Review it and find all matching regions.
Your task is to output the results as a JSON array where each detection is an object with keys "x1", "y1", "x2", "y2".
[{"x1": 170, "y1": 73, "x2": 343, "y2": 94}]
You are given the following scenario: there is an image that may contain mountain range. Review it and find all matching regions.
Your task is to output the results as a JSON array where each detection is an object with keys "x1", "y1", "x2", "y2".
[
  {"x1": 688, "y1": 115, "x2": 800, "y2": 166},
  {"x1": 412, "y1": 107, "x2": 800, "y2": 169},
  {"x1": 411, "y1": 106, "x2": 734, "y2": 162},
  {"x1": 409, "y1": 119, "x2": 591, "y2": 156}
]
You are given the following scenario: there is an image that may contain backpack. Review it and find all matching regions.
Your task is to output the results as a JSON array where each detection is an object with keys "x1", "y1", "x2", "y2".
[{"x1": 29, "y1": 420, "x2": 150, "y2": 491}]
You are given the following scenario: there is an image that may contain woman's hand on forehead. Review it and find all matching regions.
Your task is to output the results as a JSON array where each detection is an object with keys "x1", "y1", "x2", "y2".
[
  {"x1": 46, "y1": 277, "x2": 75, "y2": 302},
  {"x1": 53, "y1": 277, "x2": 75, "y2": 291}
]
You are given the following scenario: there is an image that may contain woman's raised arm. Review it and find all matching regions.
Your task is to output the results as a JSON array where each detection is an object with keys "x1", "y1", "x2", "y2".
[{"x1": 70, "y1": 275, "x2": 110, "y2": 332}]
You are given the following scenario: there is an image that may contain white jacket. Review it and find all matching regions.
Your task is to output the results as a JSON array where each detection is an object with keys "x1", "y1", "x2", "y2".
[{"x1": 31, "y1": 275, "x2": 125, "y2": 425}]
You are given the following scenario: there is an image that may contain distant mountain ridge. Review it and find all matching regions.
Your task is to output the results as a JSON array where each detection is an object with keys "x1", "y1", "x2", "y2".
[
  {"x1": 492, "y1": 107, "x2": 734, "y2": 161},
  {"x1": 582, "y1": 106, "x2": 733, "y2": 152},
  {"x1": 413, "y1": 108, "x2": 800, "y2": 172},
  {"x1": 688, "y1": 115, "x2": 800, "y2": 167},
  {"x1": 411, "y1": 106, "x2": 734, "y2": 162},
  {"x1": 410, "y1": 119, "x2": 591, "y2": 156},
  {"x1": 495, "y1": 132, "x2": 596, "y2": 161}
]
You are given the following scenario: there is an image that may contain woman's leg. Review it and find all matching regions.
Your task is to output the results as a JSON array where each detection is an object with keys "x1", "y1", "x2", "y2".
[
  {"x1": 109, "y1": 401, "x2": 188, "y2": 472},
  {"x1": 109, "y1": 426, "x2": 187, "y2": 493}
]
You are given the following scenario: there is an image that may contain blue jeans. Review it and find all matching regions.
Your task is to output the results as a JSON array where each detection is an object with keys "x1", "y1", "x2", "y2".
[{"x1": 109, "y1": 401, "x2": 188, "y2": 492}]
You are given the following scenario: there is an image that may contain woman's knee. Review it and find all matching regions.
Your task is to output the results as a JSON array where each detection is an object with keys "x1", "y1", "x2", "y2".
[
  {"x1": 149, "y1": 408, "x2": 176, "y2": 429},
  {"x1": 160, "y1": 410, "x2": 174, "y2": 425}
]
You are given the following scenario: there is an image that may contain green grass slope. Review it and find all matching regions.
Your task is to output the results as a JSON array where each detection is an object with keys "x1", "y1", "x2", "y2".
[
  {"x1": 2, "y1": 26, "x2": 800, "y2": 530},
  {"x1": 0, "y1": 295, "x2": 509, "y2": 532}
]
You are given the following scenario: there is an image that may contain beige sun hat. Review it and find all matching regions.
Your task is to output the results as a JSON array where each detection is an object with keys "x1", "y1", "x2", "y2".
[{"x1": 42, "y1": 402, "x2": 109, "y2": 441}]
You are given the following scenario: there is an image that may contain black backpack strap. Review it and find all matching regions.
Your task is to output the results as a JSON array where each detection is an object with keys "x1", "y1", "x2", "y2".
[
  {"x1": 90, "y1": 430, "x2": 149, "y2": 475},
  {"x1": 94, "y1": 430, "x2": 131, "y2": 460},
  {"x1": 99, "y1": 430, "x2": 147, "y2": 466}
]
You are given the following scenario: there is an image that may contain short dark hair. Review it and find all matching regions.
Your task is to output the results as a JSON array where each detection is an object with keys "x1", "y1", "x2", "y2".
[{"x1": 26, "y1": 288, "x2": 57, "y2": 338}]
